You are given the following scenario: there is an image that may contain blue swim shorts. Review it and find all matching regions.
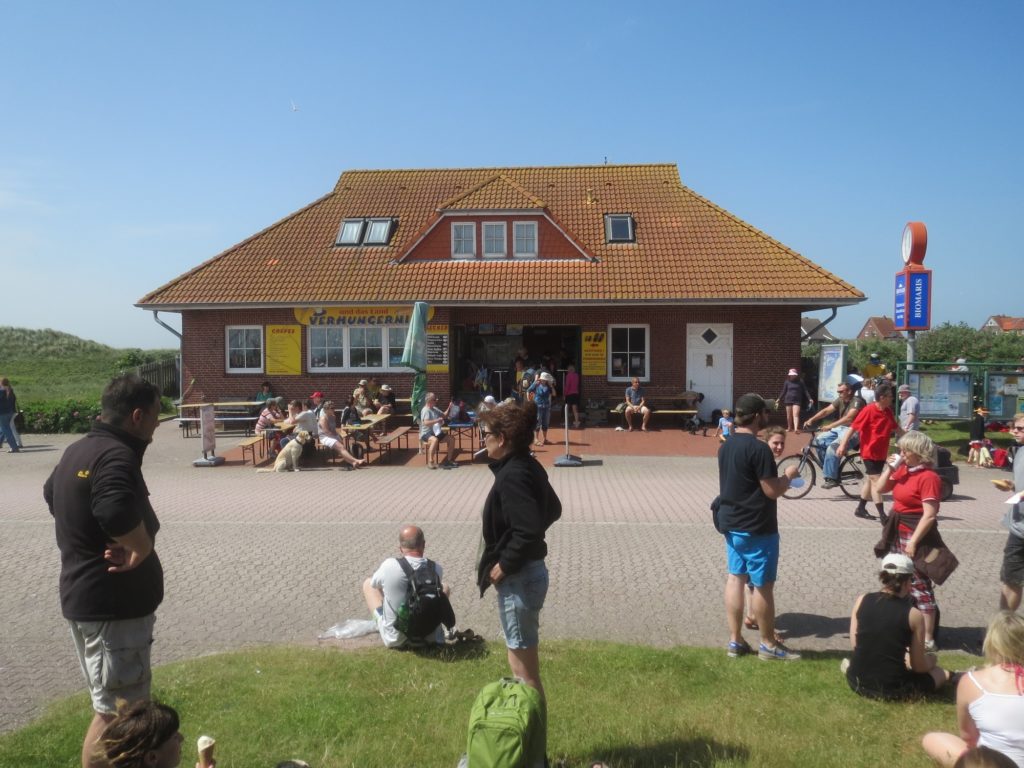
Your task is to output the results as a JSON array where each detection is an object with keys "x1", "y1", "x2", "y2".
[{"x1": 725, "y1": 531, "x2": 780, "y2": 588}]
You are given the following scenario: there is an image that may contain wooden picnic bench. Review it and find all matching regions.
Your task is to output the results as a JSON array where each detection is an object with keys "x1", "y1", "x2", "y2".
[
  {"x1": 609, "y1": 392, "x2": 700, "y2": 430},
  {"x1": 237, "y1": 435, "x2": 264, "y2": 465},
  {"x1": 376, "y1": 426, "x2": 412, "y2": 463},
  {"x1": 178, "y1": 401, "x2": 261, "y2": 437}
]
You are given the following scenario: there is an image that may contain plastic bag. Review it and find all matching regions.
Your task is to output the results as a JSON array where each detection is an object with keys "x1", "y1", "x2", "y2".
[{"x1": 318, "y1": 619, "x2": 378, "y2": 640}]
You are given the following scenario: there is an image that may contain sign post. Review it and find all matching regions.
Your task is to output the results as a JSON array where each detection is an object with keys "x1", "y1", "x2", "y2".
[{"x1": 893, "y1": 222, "x2": 931, "y2": 370}]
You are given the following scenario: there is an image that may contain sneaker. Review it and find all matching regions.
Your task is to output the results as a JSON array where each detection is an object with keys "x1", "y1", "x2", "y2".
[
  {"x1": 854, "y1": 508, "x2": 875, "y2": 520},
  {"x1": 840, "y1": 658, "x2": 850, "y2": 675},
  {"x1": 924, "y1": 639, "x2": 937, "y2": 653},
  {"x1": 758, "y1": 642, "x2": 801, "y2": 661},
  {"x1": 441, "y1": 460, "x2": 457, "y2": 469},
  {"x1": 727, "y1": 640, "x2": 752, "y2": 658},
  {"x1": 821, "y1": 478, "x2": 839, "y2": 489}
]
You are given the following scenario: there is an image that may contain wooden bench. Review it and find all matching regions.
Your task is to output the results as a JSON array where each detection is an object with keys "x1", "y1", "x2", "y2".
[
  {"x1": 610, "y1": 400, "x2": 698, "y2": 430},
  {"x1": 238, "y1": 435, "x2": 264, "y2": 465},
  {"x1": 376, "y1": 426, "x2": 412, "y2": 463}
]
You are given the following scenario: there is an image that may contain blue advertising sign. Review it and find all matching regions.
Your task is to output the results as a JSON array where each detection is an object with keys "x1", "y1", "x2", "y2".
[{"x1": 893, "y1": 269, "x2": 931, "y2": 330}]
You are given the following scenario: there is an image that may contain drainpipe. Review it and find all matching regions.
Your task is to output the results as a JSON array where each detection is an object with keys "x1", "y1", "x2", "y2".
[
  {"x1": 151, "y1": 311, "x2": 184, "y2": 402},
  {"x1": 801, "y1": 308, "x2": 838, "y2": 342}
]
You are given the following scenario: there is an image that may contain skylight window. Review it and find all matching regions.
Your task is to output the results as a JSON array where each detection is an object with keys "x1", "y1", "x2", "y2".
[
  {"x1": 604, "y1": 214, "x2": 635, "y2": 243},
  {"x1": 364, "y1": 218, "x2": 395, "y2": 245},
  {"x1": 335, "y1": 217, "x2": 397, "y2": 246}
]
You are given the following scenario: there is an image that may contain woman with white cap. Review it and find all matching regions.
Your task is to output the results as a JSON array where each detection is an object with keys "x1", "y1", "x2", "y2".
[
  {"x1": 845, "y1": 552, "x2": 951, "y2": 700},
  {"x1": 776, "y1": 367, "x2": 812, "y2": 432},
  {"x1": 527, "y1": 371, "x2": 556, "y2": 445}
]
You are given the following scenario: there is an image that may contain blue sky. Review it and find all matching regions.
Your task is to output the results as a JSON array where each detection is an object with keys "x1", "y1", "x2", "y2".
[{"x1": 2, "y1": 2, "x2": 1021, "y2": 349}]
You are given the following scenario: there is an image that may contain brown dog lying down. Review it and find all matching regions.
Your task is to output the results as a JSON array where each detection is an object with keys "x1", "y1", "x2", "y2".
[{"x1": 257, "y1": 430, "x2": 310, "y2": 472}]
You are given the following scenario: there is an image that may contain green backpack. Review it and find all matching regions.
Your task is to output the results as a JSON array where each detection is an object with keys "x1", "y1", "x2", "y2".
[{"x1": 466, "y1": 677, "x2": 546, "y2": 768}]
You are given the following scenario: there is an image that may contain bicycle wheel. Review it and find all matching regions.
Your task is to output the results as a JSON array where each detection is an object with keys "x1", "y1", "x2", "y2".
[
  {"x1": 778, "y1": 454, "x2": 815, "y2": 499},
  {"x1": 839, "y1": 454, "x2": 866, "y2": 498}
]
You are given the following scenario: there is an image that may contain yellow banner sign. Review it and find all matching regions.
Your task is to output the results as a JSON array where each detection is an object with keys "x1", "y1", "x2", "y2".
[
  {"x1": 266, "y1": 325, "x2": 302, "y2": 375},
  {"x1": 581, "y1": 331, "x2": 607, "y2": 377},
  {"x1": 293, "y1": 306, "x2": 434, "y2": 326}
]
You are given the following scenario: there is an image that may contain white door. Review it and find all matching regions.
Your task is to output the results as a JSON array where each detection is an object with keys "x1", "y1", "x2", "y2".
[{"x1": 686, "y1": 323, "x2": 733, "y2": 420}]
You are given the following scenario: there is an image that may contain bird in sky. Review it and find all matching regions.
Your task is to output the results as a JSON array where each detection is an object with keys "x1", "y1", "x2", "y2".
[{"x1": 290, "y1": 99, "x2": 300, "y2": 112}]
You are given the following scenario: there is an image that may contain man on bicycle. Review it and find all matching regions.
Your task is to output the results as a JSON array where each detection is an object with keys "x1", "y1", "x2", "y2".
[{"x1": 803, "y1": 381, "x2": 865, "y2": 489}]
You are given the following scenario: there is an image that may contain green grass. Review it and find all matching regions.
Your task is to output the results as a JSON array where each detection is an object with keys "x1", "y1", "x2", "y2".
[
  {"x1": 921, "y1": 421, "x2": 1017, "y2": 460},
  {"x1": 0, "y1": 326, "x2": 175, "y2": 404},
  {"x1": 0, "y1": 641, "x2": 974, "y2": 768}
]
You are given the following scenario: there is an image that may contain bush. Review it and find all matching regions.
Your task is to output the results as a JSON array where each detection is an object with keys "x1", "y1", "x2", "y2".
[{"x1": 22, "y1": 399, "x2": 100, "y2": 434}]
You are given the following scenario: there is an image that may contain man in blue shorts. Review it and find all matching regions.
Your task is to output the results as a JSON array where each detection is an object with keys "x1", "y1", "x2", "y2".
[{"x1": 717, "y1": 393, "x2": 801, "y2": 661}]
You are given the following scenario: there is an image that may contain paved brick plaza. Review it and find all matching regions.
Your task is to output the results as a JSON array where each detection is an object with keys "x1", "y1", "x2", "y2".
[{"x1": 0, "y1": 422, "x2": 1011, "y2": 733}]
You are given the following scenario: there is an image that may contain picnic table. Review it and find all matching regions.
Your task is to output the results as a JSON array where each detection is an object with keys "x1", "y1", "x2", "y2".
[{"x1": 178, "y1": 401, "x2": 261, "y2": 437}]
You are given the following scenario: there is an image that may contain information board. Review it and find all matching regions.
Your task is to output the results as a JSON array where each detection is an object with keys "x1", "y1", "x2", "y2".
[
  {"x1": 985, "y1": 372, "x2": 1021, "y2": 419},
  {"x1": 906, "y1": 371, "x2": 972, "y2": 419},
  {"x1": 818, "y1": 343, "x2": 847, "y2": 403},
  {"x1": 266, "y1": 325, "x2": 302, "y2": 375},
  {"x1": 426, "y1": 323, "x2": 449, "y2": 373},
  {"x1": 581, "y1": 331, "x2": 607, "y2": 377}
]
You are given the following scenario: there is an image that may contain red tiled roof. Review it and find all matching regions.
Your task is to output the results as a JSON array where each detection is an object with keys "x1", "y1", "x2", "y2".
[{"x1": 137, "y1": 164, "x2": 864, "y2": 308}]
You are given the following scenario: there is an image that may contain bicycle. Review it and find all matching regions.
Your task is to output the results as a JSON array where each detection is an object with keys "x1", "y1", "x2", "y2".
[{"x1": 776, "y1": 427, "x2": 866, "y2": 500}]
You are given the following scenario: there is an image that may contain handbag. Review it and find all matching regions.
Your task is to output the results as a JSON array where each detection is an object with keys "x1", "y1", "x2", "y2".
[{"x1": 913, "y1": 543, "x2": 959, "y2": 585}]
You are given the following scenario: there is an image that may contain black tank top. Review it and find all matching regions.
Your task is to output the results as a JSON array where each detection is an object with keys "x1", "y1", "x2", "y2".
[{"x1": 848, "y1": 592, "x2": 915, "y2": 695}]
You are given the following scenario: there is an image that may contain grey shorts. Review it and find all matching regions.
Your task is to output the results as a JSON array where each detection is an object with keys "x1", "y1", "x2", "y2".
[
  {"x1": 69, "y1": 614, "x2": 155, "y2": 714},
  {"x1": 1002, "y1": 533, "x2": 1024, "y2": 587}
]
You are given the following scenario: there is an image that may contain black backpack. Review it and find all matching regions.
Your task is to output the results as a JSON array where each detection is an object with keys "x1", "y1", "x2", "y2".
[{"x1": 394, "y1": 558, "x2": 456, "y2": 641}]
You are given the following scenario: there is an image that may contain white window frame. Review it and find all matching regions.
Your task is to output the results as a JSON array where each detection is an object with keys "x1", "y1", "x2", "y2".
[
  {"x1": 451, "y1": 222, "x2": 476, "y2": 259},
  {"x1": 513, "y1": 220, "x2": 538, "y2": 258},
  {"x1": 604, "y1": 214, "x2": 635, "y2": 243},
  {"x1": 308, "y1": 325, "x2": 347, "y2": 371},
  {"x1": 482, "y1": 222, "x2": 507, "y2": 259},
  {"x1": 337, "y1": 218, "x2": 366, "y2": 245},
  {"x1": 306, "y1": 325, "x2": 414, "y2": 373},
  {"x1": 607, "y1": 323, "x2": 649, "y2": 382},
  {"x1": 363, "y1": 218, "x2": 395, "y2": 245},
  {"x1": 225, "y1": 325, "x2": 264, "y2": 374}
]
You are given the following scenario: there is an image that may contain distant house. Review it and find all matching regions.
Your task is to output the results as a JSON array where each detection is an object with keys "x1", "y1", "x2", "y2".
[
  {"x1": 980, "y1": 315, "x2": 1024, "y2": 335},
  {"x1": 801, "y1": 317, "x2": 838, "y2": 343},
  {"x1": 857, "y1": 316, "x2": 903, "y2": 340}
]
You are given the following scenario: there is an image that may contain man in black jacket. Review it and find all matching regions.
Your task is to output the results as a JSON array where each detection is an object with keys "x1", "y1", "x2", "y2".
[{"x1": 44, "y1": 375, "x2": 164, "y2": 768}]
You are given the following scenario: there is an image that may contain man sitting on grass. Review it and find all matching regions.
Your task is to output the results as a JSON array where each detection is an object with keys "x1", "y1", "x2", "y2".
[{"x1": 362, "y1": 525, "x2": 454, "y2": 648}]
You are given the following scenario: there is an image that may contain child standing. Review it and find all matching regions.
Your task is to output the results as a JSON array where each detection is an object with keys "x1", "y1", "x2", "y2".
[{"x1": 715, "y1": 409, "x2": 734, "y2": 443}]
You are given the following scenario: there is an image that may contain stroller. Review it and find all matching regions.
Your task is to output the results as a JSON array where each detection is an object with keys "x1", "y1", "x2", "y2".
[{"x1": 681, "y1": 392, "x2": 707, "y2": 435}]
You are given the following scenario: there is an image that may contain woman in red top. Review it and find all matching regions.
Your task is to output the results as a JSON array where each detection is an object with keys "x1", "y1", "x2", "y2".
[
  {"x1": 836, "y1": 381, "x2": 901, "y2": 521},
  {"x1": 874, "y1": 430, "x2": 944, "y2": 649}
]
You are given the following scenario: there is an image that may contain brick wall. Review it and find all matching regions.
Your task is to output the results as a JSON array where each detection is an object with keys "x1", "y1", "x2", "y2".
[{"x1": 181, "y1": 305, "x2": 802, "y2": 411}]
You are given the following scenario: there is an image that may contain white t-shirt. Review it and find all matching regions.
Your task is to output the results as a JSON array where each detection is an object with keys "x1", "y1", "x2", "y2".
[
  {"x1": 292, "y1": 409, "x2": 318, "y2": 436},
  {"x1": 370, "y1": 556, "x2": 445, "y2": 647}
]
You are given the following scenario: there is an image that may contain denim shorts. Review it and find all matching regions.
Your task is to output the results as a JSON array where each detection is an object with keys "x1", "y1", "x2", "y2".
[
  {"x1": 535, "y1": 404, "x2": 551, "y2": 431},
  {"x1": 69, "y1": 614, "x2": 155, "y2": 714},
  {"x1": 725, "y1": 532, "x2": 779, "y2": 588},
  {"x1": 495, "y1": 560, "x2": 548, "y2": 649}
]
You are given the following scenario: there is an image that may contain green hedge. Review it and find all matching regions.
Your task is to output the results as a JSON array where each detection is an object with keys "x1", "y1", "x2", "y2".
[{"x1": 17, "y1": 396, "x2": 175, "y2": 434}]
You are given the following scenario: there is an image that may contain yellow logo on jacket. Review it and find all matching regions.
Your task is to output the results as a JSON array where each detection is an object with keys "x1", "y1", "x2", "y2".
[{"x1": 77, "y1": 470, "x2": 90, "y2": 479}]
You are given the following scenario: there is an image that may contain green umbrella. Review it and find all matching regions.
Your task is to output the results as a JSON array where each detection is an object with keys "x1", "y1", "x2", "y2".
[{"x1": 401, "y1": 302, "x2": 429, "y2": 424}]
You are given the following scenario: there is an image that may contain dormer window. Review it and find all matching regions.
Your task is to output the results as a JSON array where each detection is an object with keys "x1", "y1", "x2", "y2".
[
  {"x1": 605, "y1": 214, "x2": 635, "y2": 243},
  {"x1": 452, "y1": 222, "x2": 476, "y2": 258},
  {"x1": 335, "y1": 217, "x2": 398, "y2": 246},
  {"x1": 513, "y1": 221, "x2": 537, "y2": 258}
]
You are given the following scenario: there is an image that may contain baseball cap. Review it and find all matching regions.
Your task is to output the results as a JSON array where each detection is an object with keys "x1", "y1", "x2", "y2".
[
  {"x1": 734, "y1": 393, "x2": 767, "y2": 418},
  {"x1": 898, "y1": 384, "x2": 911, "y2": 393},
  {"x1": 540, "y1": 371, "x2": 555, "y2": 382},
  {"x1": 787, "y1": 368, "x2": 799, "y2": 376},
  {"x1": 880, "y1": 553, "x2": 914, "y2": 575},
  {"x1": 311, "y1": 391, "x2": 324, "y2": 399},
  {"x1": 380, "y1": 383, "x2": 391, "y2": 391},
  {"x1": 869, "y1": 353, "x2": 880, "y2": 361},
  {"x1": 956, "y1": 358, "x2": 966, "y2": 364},
  {"x1": 358, "y1": 379, "x2": 368, "y2": 386},
  {"x1": 483, "y1": 395, "x2": 496, "y2": 404}
]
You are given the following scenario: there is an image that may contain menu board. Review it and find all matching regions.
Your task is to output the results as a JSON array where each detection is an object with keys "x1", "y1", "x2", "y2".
[
  {"x1": 907, "y1": 371, "x2": 972, "y2": 419},
  {"x1": 426, "y1": 323, "x2": 449, "y2": 373},
  {"x1": 266, "y1": 325, "x2": 302, "y2": 375},
  {"x1": 985, "y1": 372, "x2": 1021, "y2": 419}
]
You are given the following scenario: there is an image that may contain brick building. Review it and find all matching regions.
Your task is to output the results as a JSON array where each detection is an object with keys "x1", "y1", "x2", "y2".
[{"x1": 137, "y1": 164, "x2": 864, "y2": 418}]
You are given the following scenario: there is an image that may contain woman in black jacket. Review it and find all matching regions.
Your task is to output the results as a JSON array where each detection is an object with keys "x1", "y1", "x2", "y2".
[{"x1": 477, "y1": 400, "x2": 561, "y2": 700}]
